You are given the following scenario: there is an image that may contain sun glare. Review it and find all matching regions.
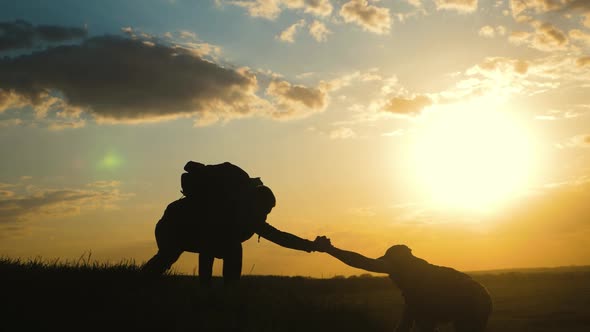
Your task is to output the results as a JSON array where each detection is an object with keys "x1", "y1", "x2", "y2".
[{"x1": 409, "y1": 99, "x2": 539, "y2": 212}]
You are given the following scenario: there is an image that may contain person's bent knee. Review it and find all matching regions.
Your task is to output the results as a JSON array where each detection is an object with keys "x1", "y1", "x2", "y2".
[{"x1": 142, "y1": 250, "x2": 181, "y2": 275}]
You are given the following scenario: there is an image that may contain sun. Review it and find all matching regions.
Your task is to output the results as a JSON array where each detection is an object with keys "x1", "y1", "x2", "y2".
[{"x1": 408, "y1": 99, "x2": 539, "y2": 212}]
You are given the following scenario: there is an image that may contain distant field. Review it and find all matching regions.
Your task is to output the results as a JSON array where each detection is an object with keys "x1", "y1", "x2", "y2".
[{"x1": 2, "y1": 258, "x2": 589, "y2": 331}]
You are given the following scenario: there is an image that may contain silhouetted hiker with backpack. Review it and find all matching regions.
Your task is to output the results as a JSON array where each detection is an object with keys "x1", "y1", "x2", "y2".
[
  {"x1": 142, "y1": 161, "x2": 321, "y2": 285},
  {"x1": 315, "y1": 237, "x2": 492, "y2": 332}
]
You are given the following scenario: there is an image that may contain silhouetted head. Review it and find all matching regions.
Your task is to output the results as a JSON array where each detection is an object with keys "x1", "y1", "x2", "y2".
[
  {"x1": 378, "y1": 245, "x2": 413, "y2": 264},
  {"x1": 253, "y1": 185, "x2": 276, "y2": 216}
]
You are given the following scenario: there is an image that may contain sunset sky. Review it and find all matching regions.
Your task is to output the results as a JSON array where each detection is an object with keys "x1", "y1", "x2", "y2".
[{"x1": 1, "y1": 0, "x2": 590, "y2": 277}]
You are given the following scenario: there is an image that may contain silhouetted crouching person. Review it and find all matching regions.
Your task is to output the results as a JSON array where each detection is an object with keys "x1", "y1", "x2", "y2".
[
  {"x1": 142, "y1": 162, "x2": 317, "y2": 285},
  {"x1": 316, "y1": 239, "x2": 492, "y2": 332}
]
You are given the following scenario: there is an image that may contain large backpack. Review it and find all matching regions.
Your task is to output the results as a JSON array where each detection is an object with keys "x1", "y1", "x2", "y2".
[
  {"x1": 180, "y1": 161, "x2": 262, "y2": 199},
  {"x1": 179, "y1": 161, "x2": 265, "y2": 243}
]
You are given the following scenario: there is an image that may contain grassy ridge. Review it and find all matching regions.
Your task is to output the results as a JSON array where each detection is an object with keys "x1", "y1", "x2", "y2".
[{"x1": 2, "y1": 257, "x2": 590, "y2": 331}]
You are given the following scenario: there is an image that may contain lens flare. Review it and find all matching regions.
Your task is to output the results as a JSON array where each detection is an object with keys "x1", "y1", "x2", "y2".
[{"x1": 99, "y1": 152, "x2": 123, "y2": 170}]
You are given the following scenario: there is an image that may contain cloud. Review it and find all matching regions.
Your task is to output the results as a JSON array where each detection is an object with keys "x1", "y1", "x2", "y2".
[
  {"x1": 329, "y1": 127, "x2": 356, "y2": 139},
  {"x1": 509, "y1": 0, "x2": 528, "y2": 18},
  {"x1": 226, "y1": 0, "x2": 282, "y2": 19},
  {"x1": 179, "y1": 30, "x2": 198, "y2": 40},
  {"x1": 513, "y1": 59, "x2": 531, "y2": 75},
  {"x1": 381, "y1": 129, "x2": 405, "y2": 137},
  {"x1": 339, "y1": 0, "x2": 391, "y2": 35},
  {"x1": 0, "y1": 182, "x2": 132, "y2": 225},
  {"x1": 474, "y1": 57, "x2": 530, "y2": 75},
  {"x1": 530, "y1": 54, "x2": 590, "y2": 84},
  {"x1": 576, "y1": 56, "x2": 590, "y2": 67},
  {"x1": 569, "y1": 29, "x2": 590, "y2": 45},
  {"x1": 122, "y1": 26, "x2": 221, "y2": 59},
  {"x1": 478, "y1": 25, "x2": 495, "y2": 38},
  {"x1": 269, "y1": 69, "x2": 384, "y2": 122},
  {"x1": 448, "y1": 55, "x2": 587, "y2": 102},
  {"x1": 284, "y1": 0, "x2": 333, "y2": 16},
  {"x1": 277, "y1": 19, "x2": 306, "y2": 43},
  {"x1": 535, "y1": 107, "x2": 586, "y2": 121},
  {"x1": 509, "y1": 0, "x2": 565, "y2": 19},
  {"x1": 434, "y1": 0, "x2": 478, "y2": 13},
  {"x1": 0, "y1": 88, "x2": 27, "y2": 113},
  {"x1": 478, "y1": 25, "x2": 506, "y2": 38},
  {"x1": 174, "y1": 41, "x2": 222, "y2": 58},
  {"x1": 121, "y1": 26, "x2": 134, "y2": 36},
  {"x1": 510, "y1": 0, "x2": 590, "y2": 26},
  {"x1": 406, "y1": 0, "x2": 423, "y2": 7},
  {"x1": 0, "y1": 20, "x2": 87, "y2": 51},
  {"x1": 382, "y1": 95, "x2": 432, "y2": 116},
  {"x1": 558, "y1": 0, "x2": 590, "y2": 13},
  {"x1": 0, "y1": 190, "x2": 15, "y2": 198},
  {"x1": 324, "y1": 74, "x2": 435, "y2": 125},
  {"x1": 266, "y1": 79, "x2": 327, "y2": 119},
  {"x1": 86, "y1": 180, "x2": 122, "y2": 188},
  {"x1": 224, "y1": 0, "x2": 332, "y2": 19},
  {"x1": 0, "y1": 35, "x2": 269, "y2": 125},
  {"x1": 308, "y1": 20, "x2": 331, "y2": 42},
  {"x1": 119, "y1": 26, "x2": 156, "y2": 42},
  {"x1": 509, "y1": 30, "x2": 532, "y2": 45},
  {"x1": 509, "y1": 22, "x2": 569, "y2": 51},
  {"x1": 48, "y1": 119, "x2": 87, "y2": 131},
  {"x1": 317, "y1": 70, "x2": 382, "y2": 92},
  {"x1": 0, "y1": 119, "x2": 23, "y2": 128},
  {"x1": 531, "y1": 22, "x2": 568, "y2": 51}
]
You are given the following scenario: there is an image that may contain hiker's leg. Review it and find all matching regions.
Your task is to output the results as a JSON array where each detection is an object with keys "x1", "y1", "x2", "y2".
[
  {"x1": 395, "y1": 306, "x2": 414, "y2": 332},
  {"x1": 199, "y1": 252, "x2": 215, "y2": 286},
  {"x1": 142, "y1": 249, "x2": 182, "y2": 274},
  {"x1": 222, "y1": 243, "x2": 243, "y2": 285},
  {"x1": 142, "y1": 220, "x2": 183, "y2": 274},
  {"x1": 414, "y1": 320, "x2": 438, "y2": 332}
]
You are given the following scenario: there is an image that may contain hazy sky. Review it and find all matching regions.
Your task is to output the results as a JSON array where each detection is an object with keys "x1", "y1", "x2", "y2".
[{"x1": 1, "y1": 0, "x2": 589, "y2": 277}]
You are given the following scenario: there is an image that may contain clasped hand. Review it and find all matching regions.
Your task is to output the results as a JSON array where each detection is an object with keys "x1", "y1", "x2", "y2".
[{"x1": 313, "y1": 235, "x2": 332, "y2": 252}]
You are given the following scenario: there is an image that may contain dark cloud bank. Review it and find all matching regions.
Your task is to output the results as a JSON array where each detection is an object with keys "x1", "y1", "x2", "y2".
[
  {"x1": 0, "y1": 20, "x2": 87, "y2": 51},
  {"x1": 0, "y1": 20, "x2": 331, "y2": 125},
  {"x1": 0, "y1": 34, "x2": 261, "y2": 122}
]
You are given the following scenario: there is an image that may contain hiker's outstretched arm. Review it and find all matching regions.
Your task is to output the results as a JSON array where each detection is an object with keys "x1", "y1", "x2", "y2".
[
  {"x1": 325, "y1": 246, "x2": 389, "y2": 274},
  {"x1": 256, "y1": 223, "x2": 315, "y2": 252}
]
